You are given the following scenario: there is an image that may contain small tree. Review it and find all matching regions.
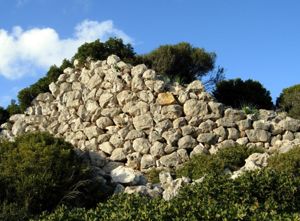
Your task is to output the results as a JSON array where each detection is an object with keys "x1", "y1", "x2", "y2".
[
  {"x1": 0, "y1": 107, "x2": 9, "y2": 125},
  {"x1": 213, "y1": 78, "x2": 273, "y2": 110},
  {"x1": 72, "y1": 38, "x2": 136, "y2": 65},
  {"x1": 140, "y1": 42, "x2": 216, "y2": 84},
  {"x1": 6, "y1": 100, "x2": 21, "y2": 116},
  {"x1": 0, "y1": 132, "x2": 111, "y2": 219},
  {"x1": 277, "y1": 84, "x2": 300, "y2": 119}
]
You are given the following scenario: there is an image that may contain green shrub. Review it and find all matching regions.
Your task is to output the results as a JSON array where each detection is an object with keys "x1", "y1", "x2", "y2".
[
  {"x1": 213, "y1": 78, "x2": 274, "y2": 110},
  {"x1": 0, "y1": 106, "x2": 9, "y2": 125},
  {"x1": 38, "y1": 170, "x2": 300, "y2": 221},
  {"x1": 277, "y1": 84, "x2": 300, "y2": 119},
  {"x1": 267, "y1": 146, "x2": 300, "y2": 176},
  {"x1": 0, "y1": 132, "x2": 109, "y2": 220},
  {"x1": 141, "y1": 42, "x2": 215, "y2": 84},
  {"x1": 176, "y1": 145, "x2": 264, "y2": 179},
  {"x1": 72, "y1": 38, "x2": 136, "y2": 65},
  {"x1": 6, "y1": 100, "x2": 21, "y2": 116}
]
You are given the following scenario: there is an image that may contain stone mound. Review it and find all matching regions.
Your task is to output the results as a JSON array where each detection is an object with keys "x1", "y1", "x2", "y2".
[{"x1": 1, "y1": 54, "x2": 300, "y2": 172}]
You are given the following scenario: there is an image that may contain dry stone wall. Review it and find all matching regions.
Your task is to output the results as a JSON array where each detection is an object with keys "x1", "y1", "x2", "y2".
[{"x1": 1, "y1": 54, "x2": 300, "y2": 172}]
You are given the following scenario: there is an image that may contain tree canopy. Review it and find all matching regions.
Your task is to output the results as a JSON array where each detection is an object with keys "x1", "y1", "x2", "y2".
[
  {"x1": 213, "y1": 78, "x2": 273, "y2": 110},
  {"x1": 140, "y1": 42, "x2": 216, "y2": 84},
  {"x1": 72, "y1": 38, "x2": 136, "y2": 65},
  {"x1": 277, "y1": 84, "x2": 300, "y2": 119}
]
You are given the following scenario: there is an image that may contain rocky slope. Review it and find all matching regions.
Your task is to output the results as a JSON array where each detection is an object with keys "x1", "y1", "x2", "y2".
[{"x1": 1, "y1": 55, "x2": 300, "y2": 199}]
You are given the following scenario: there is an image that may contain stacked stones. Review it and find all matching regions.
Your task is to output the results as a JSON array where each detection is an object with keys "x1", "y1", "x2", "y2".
[{"x1": 1, "y1": 55, "x2": 300, "y2": 172}]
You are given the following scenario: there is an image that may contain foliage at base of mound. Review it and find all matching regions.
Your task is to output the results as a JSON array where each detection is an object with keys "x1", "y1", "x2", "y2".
[
  {"x1": 37, "y1": 169, "x2": 300, "y2": 221},
  {"x1": 0, "y1": 132, "x2": 111, "y2": 221},
  {"x1": 277, "y1": 84, "x2": 300, "y2": 119},
  {"x1": 176, "y1": 145, "x2": 264, "y2": 179},
  {"x1": 38, "y1": 146, "x2": 300, "y2": 221}
]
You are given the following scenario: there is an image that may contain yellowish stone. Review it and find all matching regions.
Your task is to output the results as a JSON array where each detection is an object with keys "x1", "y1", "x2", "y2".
[{"x1": 157, "y1": 92, "x2": 176, "y2": 105}]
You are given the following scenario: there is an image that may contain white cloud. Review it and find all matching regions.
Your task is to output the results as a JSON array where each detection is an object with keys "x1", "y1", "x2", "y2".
[{"x1": 0, "y1": 20, "x2": 133, "y2": 79}]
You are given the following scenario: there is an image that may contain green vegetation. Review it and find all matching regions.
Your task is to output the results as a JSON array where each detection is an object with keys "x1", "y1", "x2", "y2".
[
  {"x1": 176, "y1": 145, "x2": 264, "y2": 179},
  {"x1": 213, "y1": 78, "x2": 273, "y2": 110},
  {"x1": 0, "y1": 106, "x2": 9, "y2": 125},
  {"x1": 277, "y1": 84, "x2": 300, "y2": 119},
  {"x1": 268, "y1": 146, "x2": 300, "y2": 176},
  {"x1": 140, "y1": 42, "x2": 216, "y2": 84},
  {"x1": 0, "y1": 132, "x2": 111, "y2": 221},
  {"x1": 38, "y1": 150, "x2": 300, "y2": 220},
  {"x1": 73, "y1": 38, "x2": 136, "y2": 65}
]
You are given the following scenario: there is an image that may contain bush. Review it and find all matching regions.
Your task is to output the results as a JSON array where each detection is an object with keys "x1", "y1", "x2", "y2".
[
  {"x1": 267, "y1": 146, "x2": 300, "y2": 176},
  {"x1": 213, "y1": 78, "x2": 273, "y2": 110},
  {"x1": 0, "y1": 132, "x2": 109, "y2": 220},
  {"x1": 0, "y1": 106, "x2": 9, "y2": 125},
  {"x1": 72, "y1": 38, "x2": 136, "y2": 65},
  {"x1": 277, "y1": 84, "x2": 300, "y2": 119},
  {"x1": 141, "y1": 42, "x2": 216, "y2": 84},
  {"x1": 176, "y1": 145, "x2": 264, "y2": 179},
  {"x1": 6, "y1": 99, "x2": 21, "y2": 116},
  {"x1": 38, "y1": 170, "x2": 300, "y2": 221}
]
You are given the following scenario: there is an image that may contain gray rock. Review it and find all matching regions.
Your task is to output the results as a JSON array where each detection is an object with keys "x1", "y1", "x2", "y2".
[
  {"x1": 190, "y1": 144, "x2": 208, "y2": 157},
  {"x1": 224, "y1": 108, "x2": 246, "y2": 121},
  {"x1": 11, "y1": 120, "x2": 26, "y2": 136},
  {"x1": 178, "y1": 135, "x2": 197, "y2": 149},
  {"x1": 199, "y1": 120, "x2": 217, "y2": 133},
  {"x1": 110, "y1": 148, "x2": 127, "y2": 161},
  {"x1": 107, "y1": 55, "x2": 120, "y2": 65},
  {"x1": 197, "y1": 133, "x2": 217, "y2": 145},
  {"x1": 282, "y1": 131, "x2": 294, "y2": 141},
  {"x1": 253, "y1": 120, "x2": 271, "y2": 131},
  {"x1": 99, "y1": 142, "x2": 115, "y2": 155},
  {"x1": 181, "y1": 125, "x2": 196, "y2": 136},
  {"x1": 159, "y1": 152, "x2": 179, "y2": 167},
  {"x1": 131, "y1": 76, "x2": 145, "y2": 91},
  {"x1": 213, "y1": 126, "x2": 227, "y2": 140},
  {"x1": 173, "y1": 117, "x2": 187, "y2": 128},
  {"x1": 131, "y1": 64, "x2": 147, "y2": 77},
  {"x1": 186, "y1": 80, "x2": 204, "y2": 93},
  {"x1": 183, "y1": 99, "x2": 208, "y2": 117},
  {"x1": 236, "y1": 137, "x2": 249, "y2": 146},
  {"x1": 216, "y1": 118, "x2": 236, "y2": 128},
  {"x1": 142, "y1": 69, "x2": 156, "y2": 79},
  {"x1": 227, "y1": 128, "x2": 240, "y2": 140},
  {"x1": 126, "y1": 152, "x2": 142, "y2": 169},
  {"x1": 161, "y1": 105, "x2": 183, "y2": 120},
  {"x1": 99, "y1": 93, "x2": 114, "y2": 108},
  {"x1": 110, "y1": 166, "x2": 141, "y2": 184},
  {"x1": 150, "y1": 141, "x2": 165, "y2": 157},
  {"x1": 87, "y1": 73, "x2": 102, "y2": 90},
  {"x1": 133, "y1": 114, "x2": 153, "y2": 131},
  {"x1": 140, "y1": 154, "x2": 155, "y2": 169},
  {"x1": 155, "y1": 119, "x2": 173, "y2": 134},
  {"x1": 126, "y1": 130, "x2": 145, "y2": 140},
  {"x1": 162, "y1": 129, "x2": 182, "y2": 146},
  {"x1": 237, "y1": 119, "x2": 252, "y2": 131},
  {"x1": 208, "y1": 102, "x2": 224, "y2": 118},
  {"x1": 84, "y1": 125, "x2": 101, "y2": 140},
  {"x1": 96, "y1": 117, "x2": 114, "y2": 129},
  {"x1": 279, "y1": 118, "x2": 300, "y2": 132},
  {"x1": 133, "y1": 138, "x2": 151, "y2": 154},
  {"x1": 245, "y1": 129, "x2": 271, "y2": 142}
]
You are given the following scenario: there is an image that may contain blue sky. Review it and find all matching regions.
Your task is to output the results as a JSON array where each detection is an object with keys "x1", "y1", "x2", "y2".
[{"x1": 0, "y1": 0, "x2": 299, "y2": 107}]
